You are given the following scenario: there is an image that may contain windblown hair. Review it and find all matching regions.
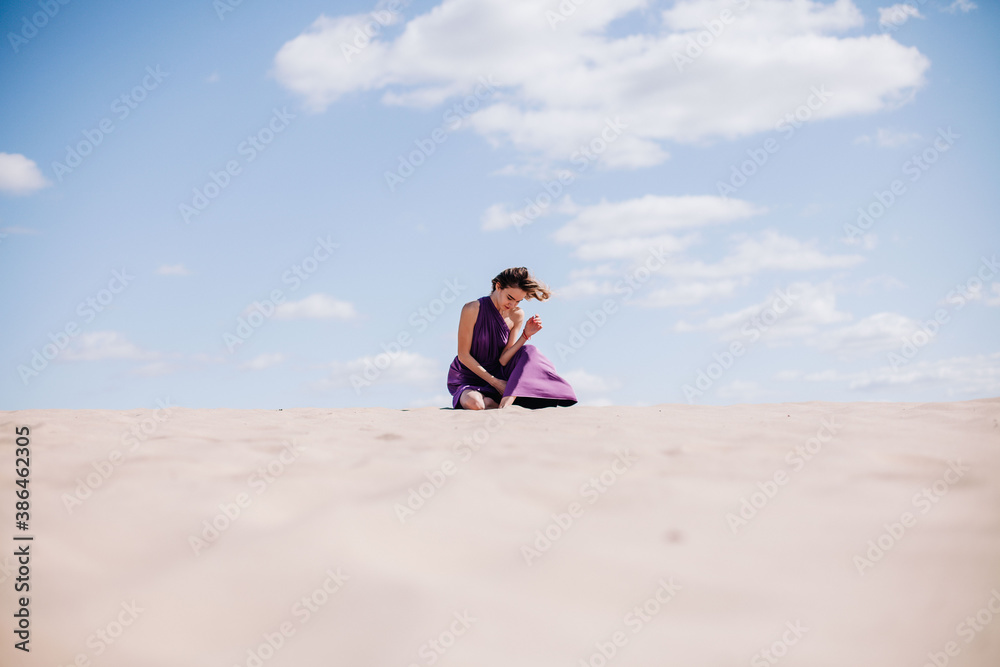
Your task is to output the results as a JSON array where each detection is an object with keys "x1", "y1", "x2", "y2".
[{"x1": 491, "y1": 267, "x2": 552, "y2": 301}]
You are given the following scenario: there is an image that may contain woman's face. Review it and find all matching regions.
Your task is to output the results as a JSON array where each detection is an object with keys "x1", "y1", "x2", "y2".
[{"x1": 496, "y1": 286, "x2": 527, "y2": 313}]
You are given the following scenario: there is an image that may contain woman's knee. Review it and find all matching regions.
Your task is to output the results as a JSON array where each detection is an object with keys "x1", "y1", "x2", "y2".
[
  {"x1": 460, "y1": 390, "x2": 486, "y2": 410},
  {"x1": 519, "y1": 344, "x2": 538, "y2": 357},
  {"x1": 504, "y1": 344, "x2": 535, "y2": 368}
]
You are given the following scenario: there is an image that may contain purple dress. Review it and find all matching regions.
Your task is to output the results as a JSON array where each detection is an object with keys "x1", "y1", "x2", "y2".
[{"x1": 447, "y1": 295, "x2": 578, "y2": 409}]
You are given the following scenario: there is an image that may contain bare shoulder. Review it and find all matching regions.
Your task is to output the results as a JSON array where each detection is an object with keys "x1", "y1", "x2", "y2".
[
  {"x1": 511, "y1": 306, "x2": 525, "y2": 321},
  {"x1": 460, "y1": 300, "x2": 481, "y2": 319}
]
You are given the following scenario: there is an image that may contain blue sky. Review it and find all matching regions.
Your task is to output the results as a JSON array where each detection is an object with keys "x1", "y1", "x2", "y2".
[{"x1": 1, "y1": 0, "x2": 997, "y2": 409}]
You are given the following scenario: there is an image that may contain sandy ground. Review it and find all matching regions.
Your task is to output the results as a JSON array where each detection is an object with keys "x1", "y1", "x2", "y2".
[{"x1": 1, "y1": 399, "x2": 999, "y2": 666}]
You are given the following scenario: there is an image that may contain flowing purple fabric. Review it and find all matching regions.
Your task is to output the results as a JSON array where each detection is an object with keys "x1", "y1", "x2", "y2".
[{"x1": 447, "y1": 295, "x2": 577, "y2": 409}]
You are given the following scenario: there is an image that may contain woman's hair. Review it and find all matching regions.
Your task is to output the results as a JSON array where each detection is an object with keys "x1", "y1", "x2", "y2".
[{"x1": 491, "y1": 267, "x2": 552, "y2": 301}]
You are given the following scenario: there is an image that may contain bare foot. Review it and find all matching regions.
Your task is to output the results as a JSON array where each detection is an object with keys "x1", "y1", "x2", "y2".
[{"x1": 498, "y1": 395, "x2": 516, "y2": 409}]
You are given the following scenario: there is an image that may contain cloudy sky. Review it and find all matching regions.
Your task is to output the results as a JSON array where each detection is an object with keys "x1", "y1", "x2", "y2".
[{"x1": 1, "y1": 0, "x2": 997, "y2": 409}]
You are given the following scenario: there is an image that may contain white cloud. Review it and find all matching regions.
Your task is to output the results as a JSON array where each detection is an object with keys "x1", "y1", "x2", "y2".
[
  {"x1": 854, "y1": 274, "x2": 906, "y2": 293},
  {"x1": 481, "y1": 202, "x2": 520, "y2": 232},
  {"x1": 554, "y1": 264, "x2": 625, "y2": 299},
  {"x1": 943, "y1": 0, "x2": 977, "y2": 13},
  {"x1": 673, "y1": 281, "x2": 929, "y2": 359},
  {"x1": 716, "y1": 379, "x2": 769, "y2": 402},
  {"x1": 962, "y1": 281, "x2": 1000, "y2": 307},
  {"x1": 273, "y1": 293, "x2": 358, "y2": 320},
  {"x1": 563, "y1": 369, "x2": 621, "y2": 393},
  {"x1": 663, "y1": 0, "x2": 864, "y2": 33},
  {"x1": 674, "y1": 281, "x2": 852, "y2": 340},
  {"x1": 240, "y1": 353, "x2": 286, "y2": 370},
  {"x1": 191, "y1": 352, "x2": 227, "y2": 365},
  {"x1": 876, "y1": 128, "x2": 921, "y2": 147},
  {"x1": 574, "y1": 234, "x2": 700, "y2": 261},
  {"x1": 62, "y1": 331, "x2": 158, "y2": 361},
  {"x1": 844, "y1": 231, "x2": 878, "y2": 250},
  {"x1": 554, "y1": 278, "x2": 622, "y2": 300},
  {"x1": 633, "y1": 278, "x2": 751, "y2": 307},
  {"x1": 661, "y1": 230, "x2": 864, "y2": 280},
  {"x1": 553, "y1": 195, "x2": 764, "y2": 244},
  {"x1": 319, "y1": 351, "x2": 439, "y2": 389},
  {"x1": 987, "y1": 284, "x2": 1000, "y2": 307},
  {"x1": 802, "y1": 351, "x2": 1000, "y2": 395},
  {"x1": 0, "y1": 153, "x2": 49, "y2": 195},
  {"x1": 408, "y1": 393, "x2": 455, "y2": 408},
  {"x1": 567, "y1": 264, "x2": 620, "y2": 280},
  {"x1": 156, "y1": 264, "x2": 191, "y2": 276},
  {"x1": 549, "y1": 194, "x2": 763, "y2": 263},
  {"x1": 557, "y1": 228, "x2": 863, "y2": 304},
  {"x1": 132, "y1": 361, "x2": 176, "y2": 377},
  {"x1": 812, "y1": 311, "x2": 921, "y2": 358},
  {"x1": 481, "y1": 194, "x2": 579, "y2": 232},
  {"x1": 577, "y1": 397, "x2": 616, "y2": 406},
  {"x1": 854, "y1": 127, "x2": 922, "y2": 147},
  {"x1": 877, "y1": 4, "x2": 923, "y2": 29},
  {"x1": 273, "y1": 0, "x2": 930, "y2": 169}
]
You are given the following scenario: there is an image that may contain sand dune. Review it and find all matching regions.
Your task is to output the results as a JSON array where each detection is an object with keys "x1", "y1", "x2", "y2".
[{"x1": 2, "y1": 399, "x2": 999, "y2": 666}]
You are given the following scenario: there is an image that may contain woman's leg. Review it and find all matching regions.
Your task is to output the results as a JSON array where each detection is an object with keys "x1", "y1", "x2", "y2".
[
  {"x1": 497, "y1": 344, "x2": 578, "y2": 409},
  {"x1": 459, "y1": 389, "x2": 499, "y2": 410}
]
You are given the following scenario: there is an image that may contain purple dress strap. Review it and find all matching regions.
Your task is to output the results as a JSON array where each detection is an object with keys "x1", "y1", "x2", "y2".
[{"x1": 447, "y1": 295, "x2": 577, "y2": 409}]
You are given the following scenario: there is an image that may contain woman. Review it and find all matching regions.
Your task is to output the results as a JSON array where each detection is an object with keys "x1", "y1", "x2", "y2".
[{"x1": 447, "y1": 267, "x2": 577, "y2": 410}]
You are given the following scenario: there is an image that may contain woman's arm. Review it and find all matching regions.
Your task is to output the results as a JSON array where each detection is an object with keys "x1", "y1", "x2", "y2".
[
  {"x1": 498, "y1": 308, "x2": 528, "y2": 367},
  {"x1": 456, "y1": 301, "x2": 504, "y2": 391}
]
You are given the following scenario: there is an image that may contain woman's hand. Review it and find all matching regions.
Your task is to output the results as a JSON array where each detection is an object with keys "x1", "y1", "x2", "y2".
[
  {"x1": 523, "y1": 314, "x2": 542, "y2": 339},
  {"x1": 491, "y1": 377, "x2": 507, "y2": 395}
]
